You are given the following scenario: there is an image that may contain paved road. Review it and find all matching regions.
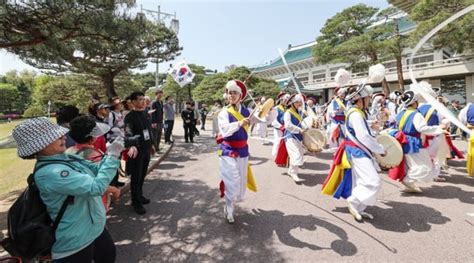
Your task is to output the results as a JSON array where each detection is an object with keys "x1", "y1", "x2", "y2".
[{"x1": 108, "y1": 123, "x2": 474, "y2": 262}]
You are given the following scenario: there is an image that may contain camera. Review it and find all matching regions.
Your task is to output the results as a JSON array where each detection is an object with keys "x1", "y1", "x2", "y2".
[{"x1": 124, "y1": 135, "x2": 140, "y2": 148}]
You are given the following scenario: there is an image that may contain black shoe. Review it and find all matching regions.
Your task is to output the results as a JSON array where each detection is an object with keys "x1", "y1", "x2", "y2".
[
  {"x1": 133, "y1": 204, "x2": 146, "y2": 215},
  {"x1": 190, "y1": 140, "x2": 194, "y2": 143},
  {"x1": 140, "y1": 196, "x2": 150, "y2": 204},
  {"x1": 185, "y1": 140, "x2": 189, "y2": 143}
]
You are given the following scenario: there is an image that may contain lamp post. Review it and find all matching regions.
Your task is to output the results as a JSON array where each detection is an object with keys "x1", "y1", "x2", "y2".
[{"x1": 139, "y1": 5, "x2": 179, "y2": 90}]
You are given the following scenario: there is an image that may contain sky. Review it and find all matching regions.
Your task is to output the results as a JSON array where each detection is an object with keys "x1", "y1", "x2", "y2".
[{"x1": 0, "y1": 0, "x2": 390, "y2": 75}]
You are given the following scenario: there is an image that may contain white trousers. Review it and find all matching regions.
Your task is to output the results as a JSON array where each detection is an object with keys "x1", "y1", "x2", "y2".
[
  {"x1": 347, "y1": 157, "x2": 381, "y2": 212},
  {"x1": 272, "y1": 128, "x2": 283, "y2": 157},
  {"x1": 404, "y1": 148, "x2": 434, "y2": 183},
  {"x1": 256, "y1": 122, "x2": 267, "y2": 138},
  {"x1": 219, "y1": 156, "x2": 248, "y2": 214},
  {"x1": 286, "y1": 138, "x2": 304, "y2": 175},
  {"x1": 427, "y1": 135, "x2": 441, "y2": 179}
]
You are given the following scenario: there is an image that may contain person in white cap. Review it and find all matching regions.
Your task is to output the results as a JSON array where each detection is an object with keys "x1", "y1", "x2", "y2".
[
  {"x1": 387, "y1": 90, "x2": 402, "y2": 128},
  {"x1": 271, "y1": 92, "x2": 290, "y2": 157},
  {"x1": 327, "y1": 87, "x2": 348, "y2": 149},
  {"x1": 284, "y1": 93, "x2": 308, "y2": 183},
  {"x1": 394, "y1": 90, "x2": 445, "y2": 193},
  {"x1": 11, "y1": 117, "x2": 124, "y2": 261},
  {"x1": 322, "y1": 84, "x2": 386, "y2": 222},
  {"x1": 216, "y1": 80, "x2": 258, "y2": 224}
]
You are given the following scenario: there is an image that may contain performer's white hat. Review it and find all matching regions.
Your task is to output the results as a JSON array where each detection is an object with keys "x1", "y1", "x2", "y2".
[
  {"x1": 225, "y1": 80, "x2": 247, "y2": 101},
  {"x1": 287, "y1": 93, "x2": 305, "y2": 105},
  {"x1": 410, "y1": 81, "x2": 436, "y2": 98},
  {"x1": 401, "y1": 90, "x2": 419, "y2": 106},
  {"x1": 346, "y1": 84, "x2": 373, "y2": 102},
  {"x1": 389, "y1": 90, "x2": 402, "y2": 101},
  {"x1": 335, "y1": 87, "x2": 346, "y2": 96}
]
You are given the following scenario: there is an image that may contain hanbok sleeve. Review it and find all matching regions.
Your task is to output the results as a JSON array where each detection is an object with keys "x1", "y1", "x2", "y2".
[
  {"x1": 413, "y1": 112, "x2": 443, "y2": 135},
  {"x1": 218, "y1": 109, "x2": 241, "y2": 137},
  {"x1": 284, "y1": 111, "x2": 303, "y2": 134},
  {"x1": 349, "y1": 112, "x2": 385, "y2": 154}
]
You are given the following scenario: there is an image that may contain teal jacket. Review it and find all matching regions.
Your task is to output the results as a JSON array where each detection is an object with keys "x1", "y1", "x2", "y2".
[{"x1": 34, "y1": 153, "x2": 120, "y2": 257}]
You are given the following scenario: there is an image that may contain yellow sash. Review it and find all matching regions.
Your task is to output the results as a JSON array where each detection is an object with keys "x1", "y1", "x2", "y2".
[
  {"x1": 224, "y1": 105, "x2": 257, "y2": 192},
  {"x1": 345, "y1": 107, "x2": 366, "y2": 120},
  {"x1": 288, "y1": 107, "x2": 302, "y2": 123},
  {"x1": 321, "y1": 152, "x2": 351, "y2": 195},
  {"x1": 336, "y1": 98, "x2": 346, "y2": 110},
  {"x1": 424, "y1": 107, "x2": 436, "y2": 122},
  {"x1": 468, "y1": 132, "x2": 474, "y2": 176},
  {"x1": 277, "y1": 105, "x2": 285, "y2": 112},
  {"x1": 398, "y1": 109, "x2": 416, "y2": 131}
]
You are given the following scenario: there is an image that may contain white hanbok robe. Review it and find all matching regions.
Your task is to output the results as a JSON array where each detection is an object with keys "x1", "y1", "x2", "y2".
[
  {"x1": 283, "y1": 110, "x2": 307, "y2": 175},
  {"x1": 404, "y1": 111, "x2": 444, "y2": 183},
  {"x1": 346, "y1": 110, "x2": 385, "y2": 212}
]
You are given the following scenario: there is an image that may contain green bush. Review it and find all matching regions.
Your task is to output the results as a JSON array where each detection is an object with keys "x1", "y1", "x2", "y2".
[{"x1": 23, "y1": 106, "x2": 45, "y2": 118}]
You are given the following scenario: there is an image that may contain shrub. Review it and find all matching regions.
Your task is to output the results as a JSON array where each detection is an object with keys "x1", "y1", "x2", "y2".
[{"x1": 23, "y1": 106, "x2": 45, "y2": 118}]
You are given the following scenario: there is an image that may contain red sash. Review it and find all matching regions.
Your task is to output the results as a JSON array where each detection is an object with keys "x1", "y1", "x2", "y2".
[
  {"x1": 274, "y1": 138, "x2": 289, "y2": 167},
  {"x1": 388, "y1": 131, "x2": 407, "y2": 182}
]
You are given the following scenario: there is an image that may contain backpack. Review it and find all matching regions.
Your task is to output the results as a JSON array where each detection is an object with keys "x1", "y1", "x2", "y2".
[{"x1": 0, "y1": 161, "x2": 75, "y2": 260}]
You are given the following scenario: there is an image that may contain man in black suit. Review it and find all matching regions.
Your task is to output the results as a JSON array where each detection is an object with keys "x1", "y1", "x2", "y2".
[{"x1": 151, "y1": 90, "x2": 164, "y2": 152}]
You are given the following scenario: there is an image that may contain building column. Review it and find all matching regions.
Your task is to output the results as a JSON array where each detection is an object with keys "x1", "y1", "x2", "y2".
[{"x1": 466, "y1": 75, "x2": 474, "y2": 104}]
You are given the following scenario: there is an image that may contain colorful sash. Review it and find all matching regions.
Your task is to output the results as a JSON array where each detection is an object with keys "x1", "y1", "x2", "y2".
[
  {"x1": 468, "y1": 131, "x2": 474, "y2": 176},
  {"x1": 221, "y1": 105, "x2": 257, "y2": 192}
]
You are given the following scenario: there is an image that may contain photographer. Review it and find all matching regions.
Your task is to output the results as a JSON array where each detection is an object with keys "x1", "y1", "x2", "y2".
[{"x1": 124, "y1": 91, "x2": 155, "y2": 215}]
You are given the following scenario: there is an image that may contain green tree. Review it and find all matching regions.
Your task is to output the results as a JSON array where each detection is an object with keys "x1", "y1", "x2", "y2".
[
  {"x1": 409, "y1": 0, "x2": 474, "y2": 54},
  {"x1": 9, "y1": 7, "x2": 181, "y2": 99},
  {"x1": 1, "y1": 70, "x2": 37, "y2": 112},
  {"x1": 192, "y1": 73, "x2": 228, "y2": 104},
  {"x1": 0, "y1": 83, "x2": 20, "y2": 113},
  {"x1": 0, "y1": 1, "x2": 134, "y2": 49}
]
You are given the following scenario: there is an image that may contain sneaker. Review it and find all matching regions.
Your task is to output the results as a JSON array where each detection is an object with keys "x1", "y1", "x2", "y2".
[
  {"x1": 347, "y1": 201, "x2": 362, "y2": 221},
  {"x1": 360, "y1": 211, "x2": 374, "y2": 220},
  {"x1": 224, "y1": 206, "x2": 234, "y2": 224},
  {"x1": 434, "y1": 177, "x2": 446, "y2": 182},
  {"x1": 140, "y1": 196, "x2": 150, "y2": 205},
  {"x1": 288, "y1": 173, "x2": 304, "y2": 183},
  {"x1": 402, "y1": 181, "x2": 422, "y2": 193},
  {"x1": 133, "y1": 204, "x2": 147, "y2": 215}
]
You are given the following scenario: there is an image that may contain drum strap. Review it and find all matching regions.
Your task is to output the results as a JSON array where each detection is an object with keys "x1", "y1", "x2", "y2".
[{"x1": 227, "y1": 105, "x2": 250, "y2": 134}]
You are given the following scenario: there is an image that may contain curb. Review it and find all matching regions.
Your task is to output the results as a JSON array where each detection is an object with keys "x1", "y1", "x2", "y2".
[{"x1": 120, "y1": 143, "x2": 174, "y2": 194}]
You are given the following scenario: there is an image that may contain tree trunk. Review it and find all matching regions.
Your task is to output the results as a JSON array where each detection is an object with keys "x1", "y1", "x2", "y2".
[
  {"x1": 382, "y1": 78, "x2": 390, "y2": 96},
  {"x1": 101, "y1": 74, "x2": 118, "y2": 99},
  {"x1": 396, "y1": 56, "x2": 405, "y2": 92}
]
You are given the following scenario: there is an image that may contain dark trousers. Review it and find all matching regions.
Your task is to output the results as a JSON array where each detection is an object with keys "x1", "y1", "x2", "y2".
[
  {"x1": 152, "y1": 123, "x2": 163, "y2": 150},
  {"x1": 201, "y1": 115, "x2": 206, "y2": 130},
  {"x1": 164, "y1": 120, "x2": 174, "y2": 142},
  {"x1": 183, "y1": 123, "x2": 194, "y2": 142},
  {"x1": 127, "y1": 149, "x2": 151, "y2": 205},
  {"x1": 54, "y1": 229, "x2": 115, "y2": 263}
]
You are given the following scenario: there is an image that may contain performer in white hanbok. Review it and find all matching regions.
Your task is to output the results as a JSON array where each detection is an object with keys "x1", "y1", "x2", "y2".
[
  {"x1": 459, "y1": 102, "x2": 474, "y2": 176},
  {"x1": 284, "y1": 94, "x2": 308, "y2": 183},
  {"x1": 322, "y1": 84, "x2": 386, "y2": 221},
  {"x1": 415, "y1": 82, "x2": 445, "y2": 182},
  {"x1": 392, "y1": 90, "x2": 445, "y2": 193},
  {"x1": 387, "y1": 91, "x2": 402, "y2": 128},
  {"x1": 327, "y1": 88, "x2": 348, "y2": 148},
  {"x1": 217, "y1": 80, "x2": 258, "y2": 224},
  {"x1": 271, "y1": 92, "x2": 290, "y2": 157},
  {"x1": 255, "y1": 96, "x2": 269, "y2": 144}
]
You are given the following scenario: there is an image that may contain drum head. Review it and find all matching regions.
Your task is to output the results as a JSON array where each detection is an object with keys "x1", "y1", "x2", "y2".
[
  {"x1": 258, "y1": 98, "x2": 274, "y2": 119},
  {"x1": 303, "y1": 129, "x2": 326, "y2": 152},
  {"x1": 375, "y1": 134, "x2": 403, "y2": 168}
]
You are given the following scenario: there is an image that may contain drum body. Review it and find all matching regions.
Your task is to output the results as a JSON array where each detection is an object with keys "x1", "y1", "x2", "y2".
[
  {"x1": 374, "y1": 134, "x2": 403, "y2": 169},
  {"x1": 303, "y1": 129, "x2": 326, "y2": 153}
]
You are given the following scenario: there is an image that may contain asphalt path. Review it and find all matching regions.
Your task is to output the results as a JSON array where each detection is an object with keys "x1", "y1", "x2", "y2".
[{"x1": 108, "y1": 123, "x2": 474, "y2": 262}]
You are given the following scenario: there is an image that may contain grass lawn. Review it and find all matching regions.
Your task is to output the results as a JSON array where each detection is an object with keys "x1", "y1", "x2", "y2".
[
  {"x1": 0, "y1": 148, "x2": 35, "y2": 196},
  {"x1": 0, "y1": 120, "x2": 22, "y2": 139}
]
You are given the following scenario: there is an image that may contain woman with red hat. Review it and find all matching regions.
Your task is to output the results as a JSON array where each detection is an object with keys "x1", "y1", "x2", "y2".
[{"x1": 216, "y1": 80, "x2": 258, "y2": 224}]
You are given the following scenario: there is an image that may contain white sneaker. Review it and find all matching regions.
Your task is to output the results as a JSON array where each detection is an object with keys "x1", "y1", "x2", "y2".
[
  {"x1": 402, "y1": 181, "x2": 422, "y2": 193},
  {"x1": 289, "y1": 173, "x2": 304, "y2": 183},
  {"x1": 347, "y1": 201, "x2": 362, "y2": 221},
  {"x1": 224, "y1": 206, "x2": 234, "y2": 224},
  {"x1": 360, "y1": 211, "x2": 374, "y2": 220}
]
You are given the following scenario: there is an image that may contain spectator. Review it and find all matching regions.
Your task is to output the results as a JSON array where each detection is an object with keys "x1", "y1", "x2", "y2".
[
  {"x1": 66, "y1": 116, "x2": 121, "y2": 213},
  {"x1": 449, "y1": 100, "x2": 462, "y2": 137},
  {"x1": 181, "y1": 101, "x2": 195, "y2": 143},
  {"x1": 12, "y1": 117, "x2": 123, "y2": 262},
  {"x1": 163, "y1": 96, "x2": 175, "y2": 144},
  {"x1": 199, "y1": 104, "x2": 208, "y2": 130},
  {"x1": 90, "y1": 103, "x2": 110, "y2": 123},
  {"x1": 122, "y1": 96, "x2": 133, "y2": 117},
  {"x1": 144, "y1": 96, "x2": 152, "y2": 113},
  {"x1": 56, "y1": 105, "x2": 80, "y2": 148},
  {"x1": 190, "y1": 101, "x2": 200, "y2": 136},
  {"x1": 124, "y1": 91, "x2": 154, "y2": 215},
  {"x1": 151, "y1": 90, "x2": 164, "y2": 152},
  {"x1": 209, "y1": 101, "x2": 223, "y2": 137},
  {"x1": 108, "y1": 97, "x2": 125, "y2": 142}
]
